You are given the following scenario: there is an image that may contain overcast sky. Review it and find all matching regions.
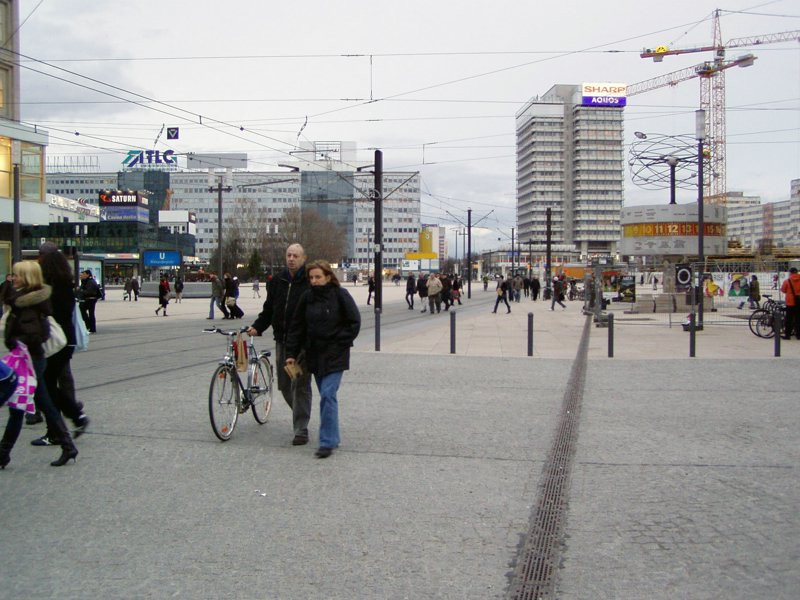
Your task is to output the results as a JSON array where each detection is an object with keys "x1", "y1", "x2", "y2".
[{"x1": 18, "y1": 0, "x2": 800, "y2": 250}]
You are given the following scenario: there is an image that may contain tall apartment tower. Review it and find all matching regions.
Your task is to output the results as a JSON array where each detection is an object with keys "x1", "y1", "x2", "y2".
[{"x1": 516, "y1": 84, "x2": 624, "y2": 258}]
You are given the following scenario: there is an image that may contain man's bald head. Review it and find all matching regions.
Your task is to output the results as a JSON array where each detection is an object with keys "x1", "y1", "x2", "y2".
[{"x1": 286, "y1": 244, "x2": 307, "y2": 275}]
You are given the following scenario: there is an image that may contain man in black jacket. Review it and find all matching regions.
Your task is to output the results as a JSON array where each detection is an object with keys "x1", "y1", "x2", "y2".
[
  {"x1": 78, "y1": 270, "x2": 100, "y2": 333},
  {"x1": 247, "y1": 244, "x2": 313, "y2": 445}
]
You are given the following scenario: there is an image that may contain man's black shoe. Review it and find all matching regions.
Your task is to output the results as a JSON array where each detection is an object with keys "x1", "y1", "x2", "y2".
[
  {"x1": 292, "y1": 436, "x2": 309, "y2": 446},
  {"x1": 315, "y1": 447, "x2": 332, "y2": 458}
]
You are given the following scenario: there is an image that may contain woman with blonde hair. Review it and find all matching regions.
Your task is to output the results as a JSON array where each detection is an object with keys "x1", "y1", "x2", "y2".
[
  {"x1": 1, "y1": 260, "x2": 78, "y2": 468},
  {"x1": 285, "y1": 261, "x2": 360, "y2": 459}
]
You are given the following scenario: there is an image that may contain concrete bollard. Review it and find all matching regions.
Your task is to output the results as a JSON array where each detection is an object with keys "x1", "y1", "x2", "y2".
[
  {"x1": 450, "y1": 310, "x2": 456, "y2": 354},
  {"x1": 608, "y1": 312, "x2": 614, "y2": 358},
  {"x1": 527, "y1": 312, "x2": 533, "y2": 357},
  {"x1": 375, "y1": 307, "x2": 381, "y2": 352}
]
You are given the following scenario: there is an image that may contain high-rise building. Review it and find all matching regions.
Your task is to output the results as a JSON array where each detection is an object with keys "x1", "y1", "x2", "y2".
[{"x1": 516, "y1": 84, "x2": 624, "y2": 258}]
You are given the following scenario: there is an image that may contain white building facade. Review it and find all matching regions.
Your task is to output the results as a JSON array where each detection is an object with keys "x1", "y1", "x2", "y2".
[
  {"x1": 725, "y1": 182, "x2": 800, "y2": 251},
  {"x1": 516, "y1": 84, "x2": 624, "y2": 258}
]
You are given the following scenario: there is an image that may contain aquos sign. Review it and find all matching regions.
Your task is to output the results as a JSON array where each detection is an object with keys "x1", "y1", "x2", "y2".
[
  {"x1": 581, "y1": 82, "x2": 627, "y2": 107},
  {"x1": 122, "y1": 149, "x2": 176, "y2": 168}
]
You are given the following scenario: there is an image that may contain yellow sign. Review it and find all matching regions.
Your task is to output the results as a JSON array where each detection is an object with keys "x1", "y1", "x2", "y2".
[{"x1": 623, "y1": 223, "x2": 724, "y2": 237}]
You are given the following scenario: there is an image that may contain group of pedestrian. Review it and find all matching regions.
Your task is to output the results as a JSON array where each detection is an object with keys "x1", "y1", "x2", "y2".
[
  {"x1": 406, "y1": 273, "x2": 463, "y2": 314},
  {"x1": 248, "y1": 244, "x2": 361, "y2": 459},
  {"x1": 123, "y1": 277, "x2": 140, "y2": 301},
  {"x1": 1, "y1": 243, "x2": 90, "y2": 470},
  {"x1": 207, "y1": 273, "x2": 243, "y2": 320}
]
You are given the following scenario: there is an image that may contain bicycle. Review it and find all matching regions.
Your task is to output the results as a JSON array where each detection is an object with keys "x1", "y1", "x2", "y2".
[
  {"x1": 748, "y1": 294, "x2": 786, "y2": 339},
  {"x1": 204, "y1": 327, "x2": 274, "y2": 441}
]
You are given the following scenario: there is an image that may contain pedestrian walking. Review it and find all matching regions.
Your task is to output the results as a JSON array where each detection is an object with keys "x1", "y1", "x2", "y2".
[
  {"x1": 1, "y1": 260, "x2": 78, "y2": 468},
  {"x1": 551, "y1": 277, "x2": 567, "y2": 310},
  {"x1": 780, "y1": 267, "x2": 800, "y2": 340},
  {"x1": 367, "y1": 275, "x2": 375, "y2": 305},
  {"x1": 248, "y1": 244, "x2": 313, "y2": 446},
  {"x1": 174, "y1": 277, "x2": 184, "y2": 303},
  {"x1": 285, "y1": 260, "x2": 361, "y2": 459},
  {"x1": 405, "y1": 274, "x2": 416, "y2": 309},
  {"x1": 417, "y1": 274, "x2": 428, "y2": 313},
  {"x1": 252, "y1": 278, "x2": 261, "y2": 298},
  {"x1": 452, "y1": 276, "x2": 463, "y2": 305},
  {"x1": 224, "y1": 273, "x2": 243, "y2": 319},
  {"x1": 531, "y1": 277, "x2": 541, "y2": 301},
  {"x1": 492, "y1": 278, "x2": 511, "y2": 314},
  {"x1": 513, "y1": 274, "x2": 523, "y2": 302},
  {"x1": 123, "y1": 277, "x2": 133, "y2": 301},
  {"x1": 35, "y1": 243, "x2": 89, "y2": 445},
  {"x1": 208, "y1": 273, "x2": 228, "y2": 319},
  {"x1": 426, "y1": 273, "x2": 443, "y2": 314},
  {"x1": 78, "y1": 269, "x2": 100, "y2": 333},
  {"x1": 131, "y1": 277, "x2": 140, "y2": 301},
  {"x1": 738, "y1": 274, "x2": 760, "y2": 310},
  {"x1": 155, "y1": 274, "x2": 170, "y2": 316},
  {"x1": 441, "y1": 274, "x2": 452, "y2": 311}
]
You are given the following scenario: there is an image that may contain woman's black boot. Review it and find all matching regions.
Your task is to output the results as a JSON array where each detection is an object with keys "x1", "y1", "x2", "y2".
[{"x1": 51, "y1": 446, "x2": 78, "y2": 467}]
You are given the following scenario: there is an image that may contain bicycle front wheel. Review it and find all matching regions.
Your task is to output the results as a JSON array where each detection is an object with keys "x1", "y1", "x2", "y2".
[
  {"x1": 209, "y1": 365, "x2": 239, "y2": 441},
  {"x1": 755, "y1": 312, "x2": 775, "y2": 339},
  {"x1": 748, "y1": 309, "x2": 768, "y2": 337},
  {"x1": 250, "y1": 357, "x2": 274, "y2": 425}
]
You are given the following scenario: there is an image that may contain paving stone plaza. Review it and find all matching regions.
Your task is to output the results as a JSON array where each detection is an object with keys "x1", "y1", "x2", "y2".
[{"x1": 1, "y1": 282, "x2": 797, "y2": 599}]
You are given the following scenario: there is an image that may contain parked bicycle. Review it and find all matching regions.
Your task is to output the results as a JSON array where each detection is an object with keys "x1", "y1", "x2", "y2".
[
  {"x1": 204, "y1": 327, "x2": 274, "y2": 441},
  {"x1": 748, "y1": 294, "x2": 786, "y2": 339}
]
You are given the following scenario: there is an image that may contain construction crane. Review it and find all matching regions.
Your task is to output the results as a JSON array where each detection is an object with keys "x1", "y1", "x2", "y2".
[{"x1": 628, "y1": 9, "x2": 800, "y2": 204}]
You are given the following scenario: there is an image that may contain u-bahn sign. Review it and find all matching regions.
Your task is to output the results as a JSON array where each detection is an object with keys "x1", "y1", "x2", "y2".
[{"x1": 142, "y1": 249, "x2": 182, "y2": 267}]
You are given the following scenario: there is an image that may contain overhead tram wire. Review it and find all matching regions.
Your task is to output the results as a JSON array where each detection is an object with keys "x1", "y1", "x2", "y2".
[
  {"x1": 9, "y1": 48, "x2": 378, "y2": 177},
  {"x1": 301, "y1": 17, "x2": 719, "y2": 122}
]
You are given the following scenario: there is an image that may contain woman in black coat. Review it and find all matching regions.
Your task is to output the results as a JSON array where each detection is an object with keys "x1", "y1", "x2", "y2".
[
  {"x1": 35, "y1": 243, "x2": 89, "y2": 446},
  {"x1": 285, "y1": 260, "x2": 360, "y2": 459},
  {"x1": 1, "y1": 260, "x2": 78, "y2": 468}
]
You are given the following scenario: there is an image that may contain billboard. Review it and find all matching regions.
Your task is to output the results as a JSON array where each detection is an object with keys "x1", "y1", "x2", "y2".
[
  {"x1": 99, "y1": 191, "x2": 148, "y2": 206},
  {"x1": 101, "y1": 205, "x2": 150, "y2": 224},
  {"x1": 142, "y1": 250, "x2": 182, "y2": 267},
  {"x1": 581, "y1": 82, "x2": 627, "y2": 107}
]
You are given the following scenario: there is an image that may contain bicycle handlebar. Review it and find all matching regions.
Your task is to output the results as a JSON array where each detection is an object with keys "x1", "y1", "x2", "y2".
[{"x1": 203, "y1": 327, "x2": 251, "y2": 336}]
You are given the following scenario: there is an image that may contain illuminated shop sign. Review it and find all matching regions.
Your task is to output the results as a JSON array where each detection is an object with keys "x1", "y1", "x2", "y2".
[{"x1": 581, "y1": 82, "x2": 627, "y2": 107}]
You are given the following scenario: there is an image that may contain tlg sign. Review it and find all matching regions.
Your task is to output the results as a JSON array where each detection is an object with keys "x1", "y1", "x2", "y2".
[
  {"x1": 122, "y1": 149, "x2": 177, "y2": 168},
  {"x1": 142, "y1": 249, "x2": 182, "y2": 267}
]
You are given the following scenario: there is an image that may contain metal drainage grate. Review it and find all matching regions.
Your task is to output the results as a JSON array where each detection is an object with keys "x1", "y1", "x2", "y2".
[{"x1": 507, "y1": 315, "x2": 591, "y2": 600}]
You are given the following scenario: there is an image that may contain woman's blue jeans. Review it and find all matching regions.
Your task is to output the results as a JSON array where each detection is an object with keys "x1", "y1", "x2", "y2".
[{"x1": 314, "y1": 371, "x2": 343, "y2": 449}]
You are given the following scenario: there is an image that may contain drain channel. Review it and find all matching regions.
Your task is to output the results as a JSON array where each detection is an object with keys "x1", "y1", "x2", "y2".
[{"x1": 507, "y1": 314, "x2": 592, "y2": 599}]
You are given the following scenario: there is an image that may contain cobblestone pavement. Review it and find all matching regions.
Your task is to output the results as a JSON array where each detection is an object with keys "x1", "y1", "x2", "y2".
[{"x1": 0, "y1": 288, "x2": 797, "y2": 598}]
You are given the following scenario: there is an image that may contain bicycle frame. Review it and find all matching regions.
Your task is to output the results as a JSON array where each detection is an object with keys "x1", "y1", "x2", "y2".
[{"x1": 205, "y1": 327, "x2": 271, "y2": 409}]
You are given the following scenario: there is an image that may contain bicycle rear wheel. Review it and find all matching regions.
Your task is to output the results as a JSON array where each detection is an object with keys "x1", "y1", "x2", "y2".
[
  {"x1": 250, "y1": 356, "x2": 274, "y2": 425},
  {"x1": 755, "y1": 312, "x2": 775, "y2": 339},
  {"x1": 748, "y1": 309, "x2": 768, "y2": 337},
  {"x1": 209, "y1": 365, "x2": 239, "y2": 441}
]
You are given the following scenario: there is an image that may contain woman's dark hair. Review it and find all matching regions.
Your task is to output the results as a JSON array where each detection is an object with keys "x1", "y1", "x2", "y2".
[
  {"x1": 39, "y1": 249, "x2": 74, "y2": 287},
  {"x1": 306, "y1": 260, "x2": 340, "y2": 287}
]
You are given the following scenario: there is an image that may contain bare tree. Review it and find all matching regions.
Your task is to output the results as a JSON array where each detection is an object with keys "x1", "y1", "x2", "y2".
[{"x1": 277, "y1": 206, "x2": 347, "y2": 265}]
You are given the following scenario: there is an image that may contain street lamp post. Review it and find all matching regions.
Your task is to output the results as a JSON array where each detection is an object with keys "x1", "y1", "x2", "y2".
[{"x1": 696, "y1": 109, "x2": 706, "y2": 327}]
